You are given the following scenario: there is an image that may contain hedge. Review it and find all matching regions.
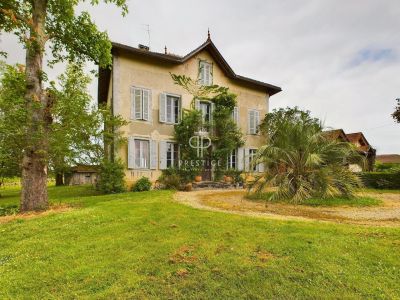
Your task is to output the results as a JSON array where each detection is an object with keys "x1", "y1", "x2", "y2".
[{"x1": 359, "y1": 172, "x2": 400, "y2": 189}]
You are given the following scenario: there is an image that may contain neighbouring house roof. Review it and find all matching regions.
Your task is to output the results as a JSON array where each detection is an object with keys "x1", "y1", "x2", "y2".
[
  {"x1": 376, "y1": 154, "x2": 400, "y2": 164},
  {"x1": 71, "y1": 165, "x2": 98, "y2": 173},
  {"x1": 98, "y1": 37, "x2": 282, "y2": 105},
  {"x1": 324, "y1": 129, "x2": 376, "y2": 154},
  {"x1": 323, "y1": 129, "x2": 350, "y2": 142},
  {"x1": 345, "y1": 132, "x2": 376, "y2": 154}
]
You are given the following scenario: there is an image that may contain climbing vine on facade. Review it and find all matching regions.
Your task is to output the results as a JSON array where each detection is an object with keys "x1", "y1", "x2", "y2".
[{"x1": 171, "y1": 74, "x2": 244, "y2": 181}]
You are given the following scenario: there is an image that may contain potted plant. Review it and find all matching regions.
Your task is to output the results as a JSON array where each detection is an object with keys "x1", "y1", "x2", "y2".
[
  {"x1": 224, "y1": 175, "x2": 233, "y2": 183},
  {"x1": 194, "y1": 175, "x2": 202, "y2": 182}
]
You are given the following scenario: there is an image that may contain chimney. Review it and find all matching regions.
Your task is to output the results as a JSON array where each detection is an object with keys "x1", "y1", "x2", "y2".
[{"x1": 138, "y1": 44, "x2": 150, "y2": 51}]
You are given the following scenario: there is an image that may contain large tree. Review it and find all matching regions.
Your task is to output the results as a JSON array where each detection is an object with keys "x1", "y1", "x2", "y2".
[{"x1": 0, "y1": 0, "x2": 127, "y2": 211}]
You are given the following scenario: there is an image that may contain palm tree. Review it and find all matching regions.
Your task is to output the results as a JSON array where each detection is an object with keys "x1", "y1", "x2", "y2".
[{"x1": 249, "y1": 108, "x2": 363, "y2": 203}]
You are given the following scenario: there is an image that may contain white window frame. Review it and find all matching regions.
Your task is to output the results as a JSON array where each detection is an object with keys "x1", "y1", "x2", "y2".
[
  {"x1": 135, "y1": 139, "x2": 150, "y2": 169},
  {"x1": 131, "y1": 87, "x2": 151, "y2": 121},
  {"x1": 199, "y1": 60, "x2": 213, "y2": 86},
  {"x1": 227, "y1": 149, "x2": 237, "y2": 170},
  {"x1": 249, "y1": 148, "x2": 259, "y2": 172},
  {"x1": 166, "y1": 142, "x2": 179, "y2": 169},
  {"x1": 166, "y1": 94, "x2": 181, "y2": 124},
  {"x1": 248, "y1": 109, "x2": 260, "y2": 135}
]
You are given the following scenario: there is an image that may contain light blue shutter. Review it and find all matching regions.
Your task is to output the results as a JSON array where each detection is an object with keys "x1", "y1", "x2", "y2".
[
  {"x1": 142, "y1": 89, "x2": 149, "y2": 121},
  {"x1": 128, "y1": 137, "x2": 135, "y2": 169},
  {"x1": 248, "y1": 110, "x2": 254, "y2": 134},
  {"x1": 150, "y1": 140, "x2": 157, "y2": 170},
  {"x1": 237, "y1": 147, "x2": 244, "y2": 171},
  {"x1": 199, "y1": 62, "x2": 205, "y2": 85},
  {"x1": 134, "y1": 88, "x2": 142, "y2": 120},
  {"x1": 166, "y1": 96, "x2": 172, "y2": 123},
  {"x1": 147, "y1": 90, "x2": 152, "y2": 122},
  {"x1": 204, "y1": 63, "x2": 210, "y2": 85},
  {"x1": 244, "y1": 148, "x2": 250, "y2": 171},
  {"x1": 159, "y1": 93, "x2": 166, "y2": 123},
  {"x1": 159, "y1": 141, "x2": 167, "y2": 170},
  {"x1": 233, "y1": 106, "x2": 239, "y2": 124},
  {"x1": 255, "y1": 110, "x2": 260, "y2": 134}
]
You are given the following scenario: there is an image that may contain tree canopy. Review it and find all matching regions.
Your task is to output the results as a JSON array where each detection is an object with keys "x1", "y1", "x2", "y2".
[
  {"x1": 0, "y1": 0, "x2": 127, "y2": 211},
  {"x1": 393, "y1": 98, "x2": 400, "y2": 123}
]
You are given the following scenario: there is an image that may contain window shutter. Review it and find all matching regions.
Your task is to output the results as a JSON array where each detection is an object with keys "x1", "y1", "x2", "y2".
[
  {"x1": 159, "y1": 141, "x2": 167, "y2": 170},
  {"x1": 199, "y1": 62, "x2": 205, "y2": 85},
  {"x1": 166, "y1": 96, "x2": 172, "y2": 123},
  {"x1": 258, "y1": 162, "x2": 264, "y2": 173},
  {"x1": 209, "y1": 63, "x2": 213, "y2": 85},
  {"x1": 255, "y1": 110, "x2": 260, "y2": 133},
  {"x1": 147, "y1": 91, "x2": 152, "y2": 122},
  {"x1": 134, "y1": 88, "x2": 142, "y2": 120},
  {"x1": 159, "y1": 93, "x2": 167, "y2": 123},
  {"x1": 233, "y1": 106, "x2": 239, "y2": 124},
  {"x1": 237, "y1": 147, "x2": 244, "y2": 171},
  {"x1": 204, "y1": 64, "x2": 210, "y2": 85},
  {"x1": 130, "y1": 88, "x2": 135, "y2": 120},
  {"x1": 248, "y1": 110, "x2": 254, "y2": 134},
  {"x1": 128, "y1": 137, "x2": 135, "y2": 169},
  {"x1": 150, "y1": 140, "x2": 157, "y2": 170},
  {"x1": 178, "y1": 98, "x2": 182, "y2": 123},
  {"x1": 195, "y1": 99, "x2": 201, "y2": 110},
  {"x1": 210, "y1": 102, "x2": 215, "y2": 125},
  {"x1": 244, "y1": 148, "x2": 250, "y2": 171},
  {"x1": 142, "y1": 90, "x2": 149, "y2": 121}
]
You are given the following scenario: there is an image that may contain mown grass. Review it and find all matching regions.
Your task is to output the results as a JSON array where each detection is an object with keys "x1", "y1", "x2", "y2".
[
  {"x1": 0, "y1": 186, "x2": 399, "y2": 299},
  {"x1": 247, "y1": 192, "x2": 383, "y2": 207}
]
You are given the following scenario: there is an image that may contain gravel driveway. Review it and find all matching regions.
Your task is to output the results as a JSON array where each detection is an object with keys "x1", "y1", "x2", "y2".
[{"x1": 174, "y1": 189, "x2": 400, "y2": 227}]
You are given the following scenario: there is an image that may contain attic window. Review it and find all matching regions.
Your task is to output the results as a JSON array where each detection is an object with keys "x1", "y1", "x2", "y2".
[{"x1": 199, "y1": 61, "x2": 213, "y2": 86}]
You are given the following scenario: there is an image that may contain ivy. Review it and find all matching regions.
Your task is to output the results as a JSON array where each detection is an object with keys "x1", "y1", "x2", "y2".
[{"x1": 172, "y1": 74, "x2": 244, "y2": 181}]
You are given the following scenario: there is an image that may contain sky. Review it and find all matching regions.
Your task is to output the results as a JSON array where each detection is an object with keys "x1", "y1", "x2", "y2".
[{"x1": 1, "y1": 0, "x2": 399, "y2": 154}]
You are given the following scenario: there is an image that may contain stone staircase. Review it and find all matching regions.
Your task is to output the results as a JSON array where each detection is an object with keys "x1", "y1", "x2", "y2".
[{"x1": 192, "y1": 181, "x2": 243, "y2": 190}]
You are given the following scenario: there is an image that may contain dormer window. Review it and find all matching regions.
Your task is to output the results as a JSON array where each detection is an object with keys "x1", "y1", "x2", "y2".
[{"x1": 199, "y1": 61, "x2": 213, "y2": 86}]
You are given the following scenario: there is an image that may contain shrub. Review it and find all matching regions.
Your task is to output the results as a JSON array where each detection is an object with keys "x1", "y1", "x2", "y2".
[
  {"x1": 132, "y1": 176, "x2": 152, "y2": 192},
  {"x1": 375, "y1": 162, "x2": 400, "y2": 173},
  {"x1": 97, "y1": 159, "x2": 126, "y2": 194},
  {"x1": 359, "y1": 172, "x2": 400, "y2": 189},
  {"x1": 158, "y1": 170, "x2": 181, "y2": 190}
]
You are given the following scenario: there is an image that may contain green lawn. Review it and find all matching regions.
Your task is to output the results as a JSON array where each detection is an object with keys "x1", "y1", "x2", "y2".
[
  {"x1": 247, "y1": 192, "x2": 382, "y2": 207},
  {"x1": 0, "y1": 186, "x2": 399, "y2": 299}
]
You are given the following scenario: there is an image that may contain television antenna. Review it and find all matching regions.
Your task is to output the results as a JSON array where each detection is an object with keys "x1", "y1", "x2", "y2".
[{"x1": 142, "y1": 24, "x2": 151, "y2": 48}]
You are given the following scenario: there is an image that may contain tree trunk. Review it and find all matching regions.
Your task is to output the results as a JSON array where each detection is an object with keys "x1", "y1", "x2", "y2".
[
  {"x1": 20, "y1": 0, "x2": 49, "y2": 212},
  {"x1": 55, "y1": 172, "x2": 64, "y2": 186}
]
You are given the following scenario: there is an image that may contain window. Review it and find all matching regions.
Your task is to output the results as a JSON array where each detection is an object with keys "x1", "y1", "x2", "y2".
[
  {"x1": 166, "y1": 142, "x2": 179, "y2": 168},
  {"x1": 135, "y1": 139, "x2": 149, "y2": 169},
  {"x1": 248, "y1": 109, "x2": 260, "y2": 135},
  {"x1": 159, "y1": 93, "x2": 181, "y2": 124},
  {"x1": 199, "y1": 61, "x2": 212, "y2": 86},
  {"x1": 249, "y1": 149, "x2": 258, "y2": 172},
  {"x1": 132, "y1": 87, "x2": 151, "y2": 121},
  {"x1": 228, "y1": 149, "x2": 237, "y2": 169},
  {"x1": 166, "y1": 95, "x2": 180, "y2": 124},
  {"x1": 200, "y1": 102, "x2": 211, "y2": 123}
]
